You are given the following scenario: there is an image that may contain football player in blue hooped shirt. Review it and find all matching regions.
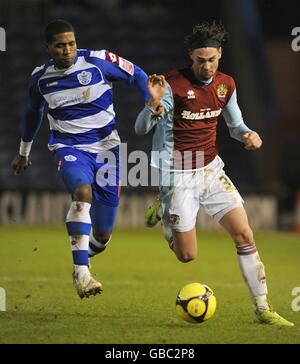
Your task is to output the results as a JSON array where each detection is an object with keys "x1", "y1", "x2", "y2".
[{"x1": 11, "y1": 19, "x2": 150, "y2": 299}]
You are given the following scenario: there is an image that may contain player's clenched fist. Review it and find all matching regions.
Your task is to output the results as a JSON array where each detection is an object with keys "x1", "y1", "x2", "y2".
[
  {"x1": 11, "y1": 155, "x2": 32, "y2": 176},
  {"x1": 242, "y1": 132, "x2": 262, "y2": 150}
]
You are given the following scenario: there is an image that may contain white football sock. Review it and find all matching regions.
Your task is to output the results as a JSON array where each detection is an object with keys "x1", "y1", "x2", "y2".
[
  {"x1": 74, "y1": 264, "x2": 90, "y2": 280},
  {"x1": 66, "y1": 201, "x2": 91, "y2": 270},
  {"x1": 236, "y1": 244, "x2": 269, "y2": 311}
]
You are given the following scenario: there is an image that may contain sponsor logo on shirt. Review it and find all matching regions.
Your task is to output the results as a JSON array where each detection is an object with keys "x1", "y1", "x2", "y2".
[
  {"x1": 119, "y1": 57, "x2": 134, "y2": 75},
  {"x1": 106, "y1": 51, "x2": 119, "y2": 64},
  {"x1": 105, "y1": 51, "x2": 134, "y2": 75},
  {"x1": 82, "y1": 87, "x2": 91, "y2": 102},
  {"x1": 64, "y1": 155, "x2": 77, "y2": 162},
  {"x1": 53, "y1": 94, "x2": 82, "y2": 107},
  {"x1": 181, "y1": 108, "x2": 222, "y2": 120},
  {"x1": 187, "y1": 90, "x2": 195, "y2": 99}
]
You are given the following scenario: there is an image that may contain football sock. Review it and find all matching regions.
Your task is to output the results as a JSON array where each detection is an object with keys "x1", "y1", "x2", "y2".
[
  {"x1": 236, "y1": 243, "x2": 269, "y2": 311},
  {"x1": 66, "y1": 201, "x2": 91, "y2": 275},
  {"x1": 73, "y1": 264, "x2": 89, "y2": 279},
  {"x1": 88, "y1": 232, "x2": 111, "y2": 257}
]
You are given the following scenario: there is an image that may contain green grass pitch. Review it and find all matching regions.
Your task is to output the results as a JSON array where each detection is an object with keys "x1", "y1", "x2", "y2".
[{"x1": 0, "y1": 226, "x2": 299, "y2": 344}]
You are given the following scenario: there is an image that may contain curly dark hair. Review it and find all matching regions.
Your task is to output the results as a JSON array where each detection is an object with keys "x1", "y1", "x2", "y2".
[
  {"x1": 184, "y1": 21, "x2": 228, "y2": 50},
  {"x1": 45, "y1": 19, "x2": 75, "y2": 44}
]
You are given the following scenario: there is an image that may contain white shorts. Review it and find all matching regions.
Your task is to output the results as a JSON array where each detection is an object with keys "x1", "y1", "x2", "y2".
[{"x1": 159, "y1": 156, "x2": 244, "y2": 232}]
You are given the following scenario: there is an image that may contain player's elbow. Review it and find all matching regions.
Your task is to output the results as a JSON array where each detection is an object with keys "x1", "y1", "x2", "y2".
[{"x1": 134, "y1": 124, "x2": 147, "y2": 135}]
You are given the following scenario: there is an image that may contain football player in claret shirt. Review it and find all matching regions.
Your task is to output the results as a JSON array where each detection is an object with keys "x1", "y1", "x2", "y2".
[
  {"x1": 135, "y1": 22, "x2": 294, "y2": 326},
  {"x1": 12, "y1": 19, "x2": 150, "y2": 299}
]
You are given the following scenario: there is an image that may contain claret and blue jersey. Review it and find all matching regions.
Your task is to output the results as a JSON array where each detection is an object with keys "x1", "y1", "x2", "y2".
[
  {"x1": 21, "y1": 49, "x2": 149, "y2": 213},
  {"x1": 135, "y1": 68, "x2": 252, "y2": 171}
]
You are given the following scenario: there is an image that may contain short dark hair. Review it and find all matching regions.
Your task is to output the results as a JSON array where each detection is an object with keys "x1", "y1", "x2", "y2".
[
  {"x1": 45, "y1": 19, "x2": 75, "y2": 44},
  {"x1": 184, "y1": 21, "x2": 228, "y2": 51}
]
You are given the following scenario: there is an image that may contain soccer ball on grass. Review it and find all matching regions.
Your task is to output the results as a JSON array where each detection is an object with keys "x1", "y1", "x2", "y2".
[{"x1": 175, "y1": 282, "x2": 216, "y2": 324}]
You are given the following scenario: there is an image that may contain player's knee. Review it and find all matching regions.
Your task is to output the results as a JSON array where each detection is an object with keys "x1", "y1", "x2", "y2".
[
  {"x1": 233, "y1": 226, "x2": 254, "y2": 246},
  {"x1": 176, "y1": 251, "x2": 197, "y2": 263},
  {"x1": 73, "y1": 184, "x2": 92, "y2": 202},
  {"x1": 93, "y1": 231, "x2": 112, "y2": 245}
]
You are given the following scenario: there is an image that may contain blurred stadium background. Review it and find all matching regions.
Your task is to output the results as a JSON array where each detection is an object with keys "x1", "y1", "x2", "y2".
[
  {"x1": 0, "y1": 0, "x2": 300, "y2": 345},
  {"x1": 0, "y1": 0, "x2": 299, "y2": 230}
]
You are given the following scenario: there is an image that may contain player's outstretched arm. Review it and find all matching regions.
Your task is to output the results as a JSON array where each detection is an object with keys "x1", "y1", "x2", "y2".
[
  {"x1": 11, "y1": 154, "x2": 32, "y2": 176},
  {"x1": 242, "y1": 131, "x2": 263, "y2": 150}
]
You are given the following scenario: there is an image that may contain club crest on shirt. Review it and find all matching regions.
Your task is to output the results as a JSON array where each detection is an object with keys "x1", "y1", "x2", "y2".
[
  {"x1": 77, "y1": 70, "x2": 92, "y2": 85},
  {"x1": 216, "y1": 83, "x2": 228, "y2": 98}
]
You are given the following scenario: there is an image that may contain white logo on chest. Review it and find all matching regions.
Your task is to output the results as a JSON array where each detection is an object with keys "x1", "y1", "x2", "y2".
[
  {"x1": 181, "y1": 108, "x2": 222, "y2": 120},
  {"x1": 64, "y1": 155, "x2": 77, "y2": 162},
  {"x1": 187, "y1": 90, "x2": 195, "y2": 99},
  {"x1": 77, "y1": 70, "x2": 92, "y2": 85}
]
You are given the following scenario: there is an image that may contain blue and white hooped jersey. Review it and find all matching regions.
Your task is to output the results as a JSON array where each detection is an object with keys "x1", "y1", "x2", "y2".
[{"x1": 22, "y1": 49, "x2": 149, "y2": 153}]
